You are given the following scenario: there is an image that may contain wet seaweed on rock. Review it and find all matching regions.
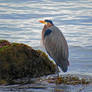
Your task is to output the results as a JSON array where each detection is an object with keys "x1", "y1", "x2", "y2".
[
  {"x1": 47, "y1": 75, "x2": 90, "y2": 85},
  {"x1": 0, "y1": 40, "x2": 56, "y2": 85}
]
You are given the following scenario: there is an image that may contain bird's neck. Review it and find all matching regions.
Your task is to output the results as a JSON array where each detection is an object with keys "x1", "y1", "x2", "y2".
[
  {"x1": 42, "y1": 25, "x2": 53, "y2": 36},
  {"x1": 41, "y1": 25, "x2": 49, "y2": 45},
  {"x1": 42, "y1": 25, "x2": 47, "y2": 41},
  {"x1": 42, "y1": 25, "x2": 48, "y2": 32}
]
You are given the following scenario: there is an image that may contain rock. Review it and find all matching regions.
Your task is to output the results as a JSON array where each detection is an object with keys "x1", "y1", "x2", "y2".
[
  {"x1": 0, "y1": 40, "x2": 56, "y2": 84},
  {"x1": 47, "y1": 75, "x2": 90, "y2": 85},
  {"x1": 0, "y1": 40, "x2": 11, "y2": 48}
]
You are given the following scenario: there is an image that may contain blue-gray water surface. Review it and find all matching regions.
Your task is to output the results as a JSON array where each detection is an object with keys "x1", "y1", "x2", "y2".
[{"x1": 0, "y1": 0, "x2": 92, "y2": 92}]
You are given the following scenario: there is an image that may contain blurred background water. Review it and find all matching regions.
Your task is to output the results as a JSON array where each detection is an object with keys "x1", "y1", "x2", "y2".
[{"x1": 0, "y1": 0, "x2": 92, "y2": 91}]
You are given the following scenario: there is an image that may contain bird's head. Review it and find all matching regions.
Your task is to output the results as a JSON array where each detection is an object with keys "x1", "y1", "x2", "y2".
[{"x1": 39, "y1": 19, "x2": 54, "y2": 27}]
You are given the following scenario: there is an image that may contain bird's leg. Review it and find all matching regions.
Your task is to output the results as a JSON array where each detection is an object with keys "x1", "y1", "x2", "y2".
[{"x1": 56, "y1": 65, "x2": 59, "y2": 78}]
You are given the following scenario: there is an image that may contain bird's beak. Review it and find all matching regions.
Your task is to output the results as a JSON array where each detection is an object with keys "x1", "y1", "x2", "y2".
[{"x1": 39, "y1": 20, "x2": 47, "y2": 24}]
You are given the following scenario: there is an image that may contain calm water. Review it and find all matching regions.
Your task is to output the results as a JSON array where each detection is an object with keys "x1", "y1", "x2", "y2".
[{"x1": 0, "y1": 0, "x2": 92, "y2": 91}]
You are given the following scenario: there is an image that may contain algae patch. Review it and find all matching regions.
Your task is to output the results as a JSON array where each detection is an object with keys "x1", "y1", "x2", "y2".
[
  {"x1": 0, "y1": 40, "x2": 56, "y2": 85},
  {"x1": 47, "y1": 75, "x2": 90, "y2": 85}
]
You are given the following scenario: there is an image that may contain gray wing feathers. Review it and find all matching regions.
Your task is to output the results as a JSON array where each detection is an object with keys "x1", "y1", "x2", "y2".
[{"x1": 44, "y1": 26, "x2": 69, "y2": 72}]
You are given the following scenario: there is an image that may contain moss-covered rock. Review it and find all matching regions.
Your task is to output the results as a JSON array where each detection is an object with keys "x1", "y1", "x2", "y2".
[
  {"x1": 0, "y1": 40, "x2": 56, "y2": 84},
  {"x1": 0, "y1": 40, "x2": 11, "y2": 49}
]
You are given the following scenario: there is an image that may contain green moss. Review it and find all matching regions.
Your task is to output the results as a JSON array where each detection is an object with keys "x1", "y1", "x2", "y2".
[
  {"x1": 0, "y1": 40, "x2": 9, "y2": 43},
  {"x1": 37, "y1": 50, "x2": 56, "y2": 72},
  {"x1": 0, "y1": 80, "x2": 8, "y2": 85},
  {"x1": 0, "y1": 40, "x2": 11, "y2": 46},
  {"x1": 0, "y1": 45, "x2": 9, "y2": 51},
  {"x1": 37, "y1": 50, "x2": 49, "y2": 59},
  {"x1": 0, "y1": 40, "x2": 56, "y2": 85},
  {"x1": 0, "y1": 40, "x2": 11, "y2": 52}
]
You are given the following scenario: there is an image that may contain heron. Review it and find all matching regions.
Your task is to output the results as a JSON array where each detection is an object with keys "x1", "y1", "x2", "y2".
[{"x1": 39, "y1": 20, "x2": 69, "y2": 75}]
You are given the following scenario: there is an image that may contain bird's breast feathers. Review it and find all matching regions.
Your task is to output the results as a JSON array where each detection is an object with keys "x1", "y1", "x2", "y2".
[
  {"x1": 44, "y1": 29, "x2": 52, "y2": 38},
  {"x1": 44, "y1": 26, "x2": 59, "y2": 38}
]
